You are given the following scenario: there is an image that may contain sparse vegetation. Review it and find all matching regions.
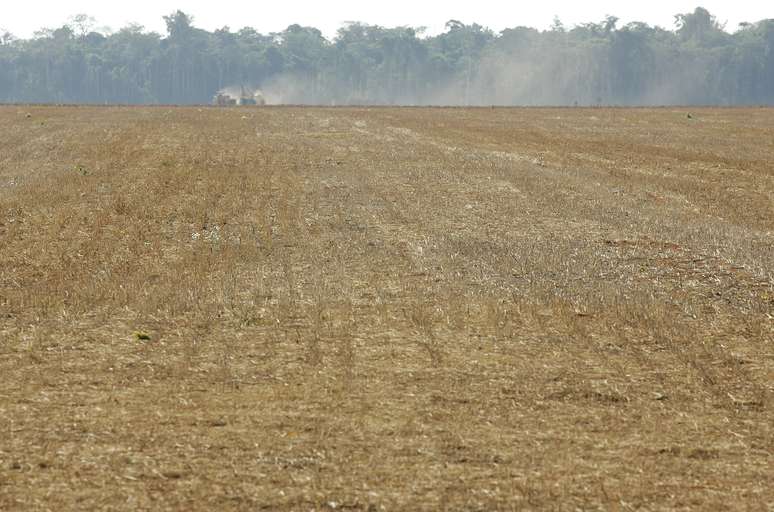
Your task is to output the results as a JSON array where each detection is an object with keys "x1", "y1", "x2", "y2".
[{"x1": 0, "y1": 106, "x2": 772, "y2": 510}]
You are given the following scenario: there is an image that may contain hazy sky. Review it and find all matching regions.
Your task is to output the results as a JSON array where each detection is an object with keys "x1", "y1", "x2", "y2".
[{"x1": 2, "y1": 1, "x2": 772, "y2": 38}]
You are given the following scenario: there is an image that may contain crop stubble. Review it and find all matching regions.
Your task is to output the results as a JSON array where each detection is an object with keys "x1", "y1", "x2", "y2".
[{"x1": 0, "y1": 106, "x2": 772, "y2": 510}]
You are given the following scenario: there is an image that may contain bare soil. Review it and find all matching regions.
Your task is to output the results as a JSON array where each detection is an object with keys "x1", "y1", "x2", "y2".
[{"x1": 1, "y1": 106, "x2": 772, "y2": 510}]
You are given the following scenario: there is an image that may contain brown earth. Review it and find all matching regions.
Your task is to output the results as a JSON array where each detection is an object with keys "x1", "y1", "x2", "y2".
[{"x1": 0, "y1": 106, "x2": 772, "y2": 510}]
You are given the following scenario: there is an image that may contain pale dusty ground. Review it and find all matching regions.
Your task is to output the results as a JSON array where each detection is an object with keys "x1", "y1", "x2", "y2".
[{"x1": 0, "y1": 106, "x2": 772, "y2": 510}]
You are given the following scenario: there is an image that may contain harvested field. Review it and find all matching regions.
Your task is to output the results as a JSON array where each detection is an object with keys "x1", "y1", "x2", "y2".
[{"x1": 0, "y1": 106, "x2": 772, "y2": 510}]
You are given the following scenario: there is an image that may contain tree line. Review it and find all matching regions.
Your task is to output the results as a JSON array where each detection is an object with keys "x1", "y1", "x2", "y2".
[{"x1": 1, "y1": 7, "x2": 773, "y2": 106}]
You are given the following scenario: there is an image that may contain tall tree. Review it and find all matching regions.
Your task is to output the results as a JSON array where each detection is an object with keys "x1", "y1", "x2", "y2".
[{"x1": 1, "y1": 8, "x2": 774, "y2": 106}]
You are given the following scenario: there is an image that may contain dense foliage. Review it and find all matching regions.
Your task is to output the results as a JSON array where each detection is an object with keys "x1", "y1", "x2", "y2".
[{"x1": 1, "y1": 8, "x2": 773, "y2": 105}]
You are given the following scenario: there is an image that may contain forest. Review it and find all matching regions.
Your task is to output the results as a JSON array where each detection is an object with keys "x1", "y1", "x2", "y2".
[{"x1": 1, "y1": 7, "x2": 773, "y2": 105}]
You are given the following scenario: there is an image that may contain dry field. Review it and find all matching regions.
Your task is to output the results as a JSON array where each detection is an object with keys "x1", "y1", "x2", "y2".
[{"x1": 0, "y1": 106, "x2": 773, "y2": 511}]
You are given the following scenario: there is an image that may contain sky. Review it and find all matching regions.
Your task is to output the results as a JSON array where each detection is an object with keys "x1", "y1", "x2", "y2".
[{"x1": 2, "y1": 1, "x2": 772, "y2": 39}]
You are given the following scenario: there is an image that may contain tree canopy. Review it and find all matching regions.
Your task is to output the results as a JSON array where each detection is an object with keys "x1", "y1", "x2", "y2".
[{"x1": 1, "y1": 7, "x2": 773, "y2": 105}]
